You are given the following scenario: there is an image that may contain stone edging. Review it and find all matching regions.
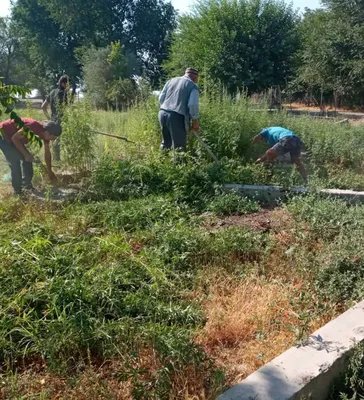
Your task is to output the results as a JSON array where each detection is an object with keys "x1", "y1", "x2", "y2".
[{"x1": 218, "y1": 300, "x2": 364, "y2": 400}]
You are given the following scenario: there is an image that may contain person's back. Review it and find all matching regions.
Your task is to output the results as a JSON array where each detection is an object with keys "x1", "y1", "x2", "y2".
[
  {"x1": 160, "y1": 76, "x2": 198, "y2": 117},
  {"x1": 48, "y1": 87, "x2": 68, "y2": 123},
  {"x1": 158, "y1": 68, "x2": 200, "y2": 152},
  {"x1": 260, "y1": 127, "x2": 295, "y2": 147},
  {"x1": 0, "y1": 118, "x2": 48, "y2": 141}
]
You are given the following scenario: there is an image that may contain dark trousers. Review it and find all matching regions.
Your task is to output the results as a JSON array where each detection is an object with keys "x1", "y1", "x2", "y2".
[
  {"x1": 51, "y1": 115, "x2": 62, "y2": 161},
  {"x1": 0, "y1": 138, "x2": 33, "y2": 194},
  {"x1": 158, "y1": 110, "x2": 187, "y2": 151}
]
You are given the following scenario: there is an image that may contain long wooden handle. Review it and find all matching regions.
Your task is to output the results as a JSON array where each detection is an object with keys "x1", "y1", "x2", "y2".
[
  {"x1": 192, "y1": 131, "x2": 219, "y2": 163},
  {"x1": 90, "y1": 129, "x2": 135, "y2": 144}
]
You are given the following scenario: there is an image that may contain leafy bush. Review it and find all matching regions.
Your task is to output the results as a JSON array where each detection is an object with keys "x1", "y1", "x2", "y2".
[
  {"x1": 61, "y1": 101, "x2": 96, "y2": 171},
  {"x1": 316, "y1": 258, "x2": 364, "y2": 303},
  {"x1": 79, "y1": 42, "x2": 140, "y2": 110}
]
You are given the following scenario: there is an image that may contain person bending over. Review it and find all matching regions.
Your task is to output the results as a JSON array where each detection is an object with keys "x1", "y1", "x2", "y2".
[
  {"x1": 0, "y1": 118, "x2": 62, "y2": 195},
  {"x1": 252, "y1": 126, "x2": 307, "y2": 182}
]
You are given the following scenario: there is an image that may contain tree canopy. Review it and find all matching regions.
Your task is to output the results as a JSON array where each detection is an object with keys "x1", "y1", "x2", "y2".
[
  {"x1": 165, "y1": 0, "x2": 300, "y2": 94},
  {"x1": 9, "y1": 0, "x2": 176, "y2": 93},
  {"x1": 297, "y1": 0, "x2": 364, "y2": 106},
  {"x1": 4, "y1": 0, "x2": 364, "y2": 107}
]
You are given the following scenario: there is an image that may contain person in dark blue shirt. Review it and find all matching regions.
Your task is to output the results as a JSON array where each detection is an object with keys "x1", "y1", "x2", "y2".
[{"x1": 252, "y1": 126, "x2": 307, "y2": 182}]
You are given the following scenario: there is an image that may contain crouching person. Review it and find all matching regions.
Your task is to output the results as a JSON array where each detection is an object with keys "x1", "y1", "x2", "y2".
[
  {"x1": 0, "y1": 118, "x2": 61, "y2": 195},
  {"x1": 252, "y1": 126, "x2": 307, "y2": 182}
]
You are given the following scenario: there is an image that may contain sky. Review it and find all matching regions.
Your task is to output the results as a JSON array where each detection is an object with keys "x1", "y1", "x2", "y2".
[{"x1": 0, "y1": 0, "x2": 322, "y2": 18}]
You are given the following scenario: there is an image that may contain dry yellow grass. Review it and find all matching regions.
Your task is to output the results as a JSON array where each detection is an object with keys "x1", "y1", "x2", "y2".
[{"x1": 196, "y1": 273, "x2": 337, "y2": 387}]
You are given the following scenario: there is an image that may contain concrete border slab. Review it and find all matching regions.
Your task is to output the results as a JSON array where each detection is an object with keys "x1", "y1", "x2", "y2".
[
  {"x1": 223, "y1": 184, "x2": 364, "y2": 204},
  {"x1": 218, "y1": 300, "x2": 364, "y2": 400}
]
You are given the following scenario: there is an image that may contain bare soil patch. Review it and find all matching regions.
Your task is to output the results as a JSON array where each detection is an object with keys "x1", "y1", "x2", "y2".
[{"x1": 204, "y1": 207, "x2": 293, "y2": 233}]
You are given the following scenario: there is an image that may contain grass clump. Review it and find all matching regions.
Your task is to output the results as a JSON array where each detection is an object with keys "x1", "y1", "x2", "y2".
[{"x1": 207, "y1": 192, "x2": 261, "y2": 216}]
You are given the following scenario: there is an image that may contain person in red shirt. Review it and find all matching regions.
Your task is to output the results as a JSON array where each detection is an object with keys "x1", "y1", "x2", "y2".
[{"x1": 0, "y1": 118, "x2": 62, "y2": 195}]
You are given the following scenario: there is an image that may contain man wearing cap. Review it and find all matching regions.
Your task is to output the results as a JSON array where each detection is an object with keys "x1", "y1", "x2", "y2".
[
  {"x1": 41, "y1": 75, "x2": 70, "y2": 161},
  {"x1": 158, "y1": 68, "x2": 200, "y2": 151},
  {"x1": 0, "y1": 118, "x2": 62, "y2": 195}
]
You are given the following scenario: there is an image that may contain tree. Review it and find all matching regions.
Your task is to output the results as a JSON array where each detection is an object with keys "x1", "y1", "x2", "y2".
[
  {"x1": 11, "y1": 0, "x2": 82, "y2": 94},
  {"x1": 0, "y1": 18, "x2": 25, "y2": 85},
  {"x1": 297, "y1": 4, "x2": 364, "y2": 106},
  {"x1": 321, "y1": 0, "x2": 364, "y2": 23},
  {"x1": 165, "y1": 0, "x2": 300, "y2": 94},
  {"x1": 79, "y1": 42, "x2": 139, "y2": 109},
  {"x1": 11, "y1": 0, "x2": 177, "y2": 89}
]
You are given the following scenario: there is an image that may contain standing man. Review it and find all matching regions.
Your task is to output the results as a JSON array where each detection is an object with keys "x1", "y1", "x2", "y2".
[
  {"x1": 41, "y1": 75, "x2": 69, "y2": 161},
  {"x1": 0, "y1": 118, "x2": 61, "y2": 195},
  {"x1": 158, "y1": 68, "x2": 200, "y2": 151},
  {"x1": 252, "y1": 126, "x2": 308, "y2": 182}
]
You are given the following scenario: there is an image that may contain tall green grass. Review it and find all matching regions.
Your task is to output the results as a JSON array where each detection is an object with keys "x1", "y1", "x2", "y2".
[{"x1": 84, "y1": 95, "x2": 364, "y2": 190}]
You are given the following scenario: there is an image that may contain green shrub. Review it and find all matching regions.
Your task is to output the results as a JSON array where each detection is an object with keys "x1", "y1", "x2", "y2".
[
  {"x1": 316, "y1": 257, "x2": 364, "y2": 303},
  {"x1": 61, "y1": 101, "x2": 96, "y2": 171}
]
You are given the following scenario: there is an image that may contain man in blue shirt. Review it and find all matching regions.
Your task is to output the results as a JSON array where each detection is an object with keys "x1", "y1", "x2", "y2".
[{"x1": 252, "y1": 126, "x2": 307, "y2": 182}]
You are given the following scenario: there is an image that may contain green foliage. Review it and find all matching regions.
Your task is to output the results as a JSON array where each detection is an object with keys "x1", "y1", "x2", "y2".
[
  {"x1": 83, "y1": 196, "x2": 194, "y2": 232},
  {"x1": 106, "y1": 78, "x2": 137, "y2": 110},
  {"x1": 288, "y1": 195, "x2": 364, "y2": 304},
  {"x1": 79, "y1": 43, "x2": 139, "y2": 110},
  {"x1": 207, "y1": 193, "x2": 260, "y2": 216},
  {"x1": 329, "y1": 343, "x2": 364, "y2": 400},
  {"x1": 88, "y1": 154, "x2": 227, "y2": 212},
  {"x1": 11, "y1": 0, "x2": 81, "y2": 93},
  {"x1": 0, "y1": 17, "x2": 24, "y2": 86},
  {"x1": 297, "y1": 3, "x2": 364, "y2": 106},
  {"x1": 0, "y1": 190, "x2": 271, "y2": 396},
  {"x1": 61, "y1": 102, "x2": 95, "y2": 171},
  {"x1": 316, "y1": 257, "x2": 364, "y2": 304},
  {"x1": 11, "y1": 0, "x2": 177, "y2": 88},
  {"x1": 0, "y1": 80, "x2": 41, "y2": 146},
  {"x1": 166, "y1": 0, "x2": 300, "y2": 93}
]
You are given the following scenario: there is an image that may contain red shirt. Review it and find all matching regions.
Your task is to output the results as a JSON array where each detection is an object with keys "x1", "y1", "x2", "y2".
[{"x1": 0, "y1": 118, "x2": 47, "y2": 142}]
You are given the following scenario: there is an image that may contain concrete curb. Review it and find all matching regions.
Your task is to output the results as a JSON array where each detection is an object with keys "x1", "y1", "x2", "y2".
[
  {"x1": 223, "y1": 184, "x2": 364, "y2": 204},
  {"x1": 218, "y1": 300, "x2": 364, "y2": 400}
]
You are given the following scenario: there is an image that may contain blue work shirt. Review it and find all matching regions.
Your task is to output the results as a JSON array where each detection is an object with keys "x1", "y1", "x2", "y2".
[{"x1": 260, "y1": 127, "x2": 296, "y2": 147}]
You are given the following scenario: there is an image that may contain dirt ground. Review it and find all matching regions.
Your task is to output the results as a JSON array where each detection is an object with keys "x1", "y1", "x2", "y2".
[{"x1": 203, "y1": 208, "x2": 292, "y2": 233}]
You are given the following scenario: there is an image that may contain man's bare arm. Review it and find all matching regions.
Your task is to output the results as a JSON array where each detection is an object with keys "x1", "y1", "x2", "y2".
[
  {"x1": 11, "y1": 130, "x2": 33, "y2": 161},
  {"x1": 256, "y1": 148, "x2": 279, "y2": 164},
  {"x1": 252, "y1": 134, "x2": 264, "y2": 144},
  {"x1": 43, "y1": 141, "x2": 57, "y2": 181}
]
